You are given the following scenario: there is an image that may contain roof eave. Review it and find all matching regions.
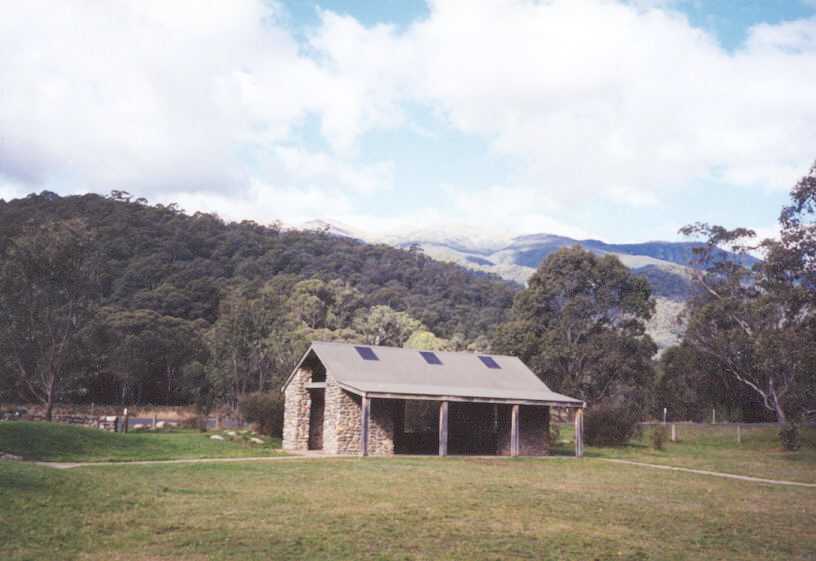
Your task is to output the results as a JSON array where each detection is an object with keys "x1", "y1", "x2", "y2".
[{"x1": 342, "y1": 386, "x2": 583, "y2": 407}]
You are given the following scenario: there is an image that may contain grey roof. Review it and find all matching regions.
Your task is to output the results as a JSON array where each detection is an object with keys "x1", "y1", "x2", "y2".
[{"x1": 287, "y1": 341, "x2": 583, "y2": 407}]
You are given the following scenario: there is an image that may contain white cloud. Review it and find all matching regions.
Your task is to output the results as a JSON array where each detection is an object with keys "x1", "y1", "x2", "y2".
[
  {"x1": 1, "y1": 0, "x2": 815, "y2": 239},
  {"x1": 159, "y1": 180, "x2": 356, "y2": 227},
  {"x1": 274, "y1": 147, "x2": 394, "y2": 195},
  {"x1": 330, "y1": 182, "x2": 595, "y2": 245},
  {"x1": 0, "y1": 175, "x2": 28, "y2": 202},
  {"x1": 311, "y1": 0, "x2": 816, "y2": 209},
  {"x1": 0, "y1": 0, "x2": 392, "y2": 219}
]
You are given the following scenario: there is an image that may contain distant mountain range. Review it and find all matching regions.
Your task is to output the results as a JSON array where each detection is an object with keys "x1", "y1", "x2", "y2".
[{"x1": 298, "y1": 219, "x2": 758, "y2": 350}]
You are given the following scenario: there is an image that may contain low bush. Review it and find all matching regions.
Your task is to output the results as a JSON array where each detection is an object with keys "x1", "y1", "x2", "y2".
[
  {"x1": 178, "y1": 415, "x2": 207, "y2": 431},
  {"x1": 239, "y1": 392, "x2": 284, "y2": 436},
  {"x1": 651, "y1": 424, "x2": 667, "y2": 450},
  {"x1": 779, "y1": 423, "x2": 801, "y2": 451},
  {"x1": 583, "y1": 404, "x2": 642, "y2": 446}
]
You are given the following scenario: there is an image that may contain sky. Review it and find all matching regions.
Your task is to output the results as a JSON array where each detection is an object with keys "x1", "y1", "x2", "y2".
[{"x1": 1, "y1": 0, "x2": 815, "y2": 243}]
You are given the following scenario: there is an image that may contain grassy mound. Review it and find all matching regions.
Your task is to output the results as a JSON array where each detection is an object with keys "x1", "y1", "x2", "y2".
[{"x1": 0, "y1": 421, "x2": 283, "y2": 462}]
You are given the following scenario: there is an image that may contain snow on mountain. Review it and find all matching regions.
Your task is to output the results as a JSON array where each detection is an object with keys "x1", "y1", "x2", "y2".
[{"x1": 297, "y1": 219, "x2": 367, "y2": 240}]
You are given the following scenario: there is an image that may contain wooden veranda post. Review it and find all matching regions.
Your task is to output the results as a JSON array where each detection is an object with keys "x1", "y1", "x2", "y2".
[
  {"x1": 361, "y1": 394, "x2": 370, "y2": 457},
  {"x1": 574, "y1": 408, "x2": 584, "y2": 458},
  {"x1": 438, "y1": 401, "x2": 449, "y2": 456},
  {"x1": 510, "y1": 404, "x2": 520, "y2": 457}
]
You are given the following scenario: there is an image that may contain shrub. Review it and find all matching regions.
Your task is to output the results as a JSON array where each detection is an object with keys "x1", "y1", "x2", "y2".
[
  {"x1": 583, "y1": 404, "x2": 642, "y2": 446},
  {"x1": 239, "y1": 392, "x2": 284, "y2": 436},
  {"x1": 651, "y1": 424, "x2": 667, "y2": 450},
  {"x1": 779, "y1": 422, "x2": 801, "y2": 451},
  {"x1": 178, "y1": 415, "x2": 207, "y2": 431}
]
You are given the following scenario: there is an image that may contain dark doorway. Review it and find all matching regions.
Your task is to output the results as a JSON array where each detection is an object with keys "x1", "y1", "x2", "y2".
[
  {"x1": 448, "y1": 402, "x2": 498, "y2": 455},
  {"x1": 308, "y1": 389, "x2": 324, "y2": 450},
  {"x1": 394, "y1": 399, "x2": 439, "y2": 454},
  {"x1": 393, "y1": 400, "x2": 501, "y2": 455}
]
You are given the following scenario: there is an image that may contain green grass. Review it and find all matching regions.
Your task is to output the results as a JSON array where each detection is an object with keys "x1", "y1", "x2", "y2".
[
  {"x1": 553, "y1": 423, "x2": 816, "y2": 484},
  {"x1": 2, "y1": 422, "x2": 815, "y2": 560},
  {"x1": 0, "y1": 421, "x2": 284, "y2": 462},
  {"x1": 2, "y1": 456, "x2": 815, "y2": 561}
]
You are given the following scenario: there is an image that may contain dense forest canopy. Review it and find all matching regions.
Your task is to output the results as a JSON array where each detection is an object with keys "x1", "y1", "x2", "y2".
[
  {"x1": 0, "y1": 191, "x2": 516, "y2": 410},
  {"x1": 1, "y1": 173, "x2": 813, "y2": 440}
]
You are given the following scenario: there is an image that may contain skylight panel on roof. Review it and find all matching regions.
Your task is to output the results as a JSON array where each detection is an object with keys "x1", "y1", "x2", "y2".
[
  {"x1": 355, "y1": 346, "x2": 379, "y2": 361},
  {"x1": 478, "y1": 355, "x2": 501, "y2": 369},
  {"x1": 420, "y1": 351, "x2": 442, "y2": 365}
]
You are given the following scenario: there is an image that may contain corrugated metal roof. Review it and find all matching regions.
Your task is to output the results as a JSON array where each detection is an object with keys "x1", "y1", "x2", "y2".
[{"x1": 288, "y1": 341, "x2": 583, "y2": 406}]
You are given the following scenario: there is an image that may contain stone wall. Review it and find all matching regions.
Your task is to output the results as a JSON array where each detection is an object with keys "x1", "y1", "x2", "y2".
[
  {"x1": 368, "y1": 399, "x2": 397, "y2": 456},
  {"x1": 282, "y1": 367, "x2": 311, "y2": 452},
  {"x1": 320, "y1": 373, "x2": 396, "y2": 455},
  {"x1": 321, "y1": 373, "x2": 344, "y2": 453},
  {"x1": 497, "y1": 404, "x2": 550, "y2": 456}
]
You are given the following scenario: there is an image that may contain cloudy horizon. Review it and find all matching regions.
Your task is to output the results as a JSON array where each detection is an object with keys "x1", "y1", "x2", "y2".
[{"x1": 1, "y1": 0, "x2": 815, "y2": 243}]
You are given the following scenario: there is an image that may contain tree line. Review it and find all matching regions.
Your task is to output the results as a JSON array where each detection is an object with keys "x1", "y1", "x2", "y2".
[
  {"x1": 1, "y1": 163, "x2": 814, "y2": 447},
  {"x1": 0, "y1": 192, "x2": 514, "y2": 418},
  {"x1": 493, "y1": 162, "x2": 816, "y2": 447}
]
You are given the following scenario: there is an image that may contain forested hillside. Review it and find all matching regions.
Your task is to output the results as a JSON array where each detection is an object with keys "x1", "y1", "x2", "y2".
[{"x1": 0, "y1": 192, "x2": 516, "y2": 409}]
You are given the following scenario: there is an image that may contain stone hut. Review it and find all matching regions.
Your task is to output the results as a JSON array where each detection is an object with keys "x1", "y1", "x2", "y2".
[{"x1": 282, "y1": 342, "x2": 584, "y2": 457}]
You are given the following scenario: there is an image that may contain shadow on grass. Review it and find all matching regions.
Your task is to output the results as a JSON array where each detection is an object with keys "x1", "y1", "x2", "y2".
[
  {"x1": 549, "y1": 441, "x2": 650, "y2": 458},
  {"x1": 0, "y1": 463, "x2": 51, "y2": 492}
]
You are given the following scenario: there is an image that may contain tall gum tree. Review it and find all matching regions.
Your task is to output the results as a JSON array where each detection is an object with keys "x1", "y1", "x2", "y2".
[
  {"x1": 680, "y1": 161, "x2": 816, "y2": 426},
  {"x1": 492, "y1": 246, "x2": 657, "y2": 405},
  {"x1": 0, "y1": 220, "x2": 99, "y2": 420}
]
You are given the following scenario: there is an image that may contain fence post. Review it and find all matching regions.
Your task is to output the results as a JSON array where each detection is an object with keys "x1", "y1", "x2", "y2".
[
  {"x1": 574, "y1": 408, "x2": 584, "y2": 458},
  {"x1": 712, "y1": 409, "x2": 716, "y2": 424},
  {"x1": 737, "y1": 424, "x2": 742, "y2": 444},
  {"x1": 123, "y1": 408, "x2": 129, "y2": 434},
  {"x1": 671, "y1": 423, "x2": 677, "y2": 442},
  {"x1": 663, "y1": 408, "x2": 667, "y2": 424}
]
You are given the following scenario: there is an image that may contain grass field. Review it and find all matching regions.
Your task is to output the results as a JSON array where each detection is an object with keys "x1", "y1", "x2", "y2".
[
  {"x1": 0, "y1": 422, "x2": 283, "y2": 462},
  {"x1": 554, "y1": 423, "x2": 816, "y2": 484},
  {"x1": 2, "y1": 422, "x2": 815, "y2": 561}
]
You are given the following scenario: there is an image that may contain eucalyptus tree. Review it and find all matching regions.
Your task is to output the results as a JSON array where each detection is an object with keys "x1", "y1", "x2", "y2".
[
  {"x1": 679, "y1": 161, "x2": 816, "y2": 431},
  {"x1": 0, "y1": 220, "x2": 100, "y2": 420},
  {"x1": 492, "y1": 246, "x2": 657, "y2": 405}
]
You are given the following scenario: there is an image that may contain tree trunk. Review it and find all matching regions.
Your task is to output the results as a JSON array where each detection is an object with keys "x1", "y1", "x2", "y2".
[
  {"x1": 773, "y1": 397, "x2": 787, "y2": 425},
  {"x1": 45, "y1": 377, "x2": 56, "y2": 422},
  {"x1": 770, "y1": 383, "x2": 786, "y2": 425}
]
